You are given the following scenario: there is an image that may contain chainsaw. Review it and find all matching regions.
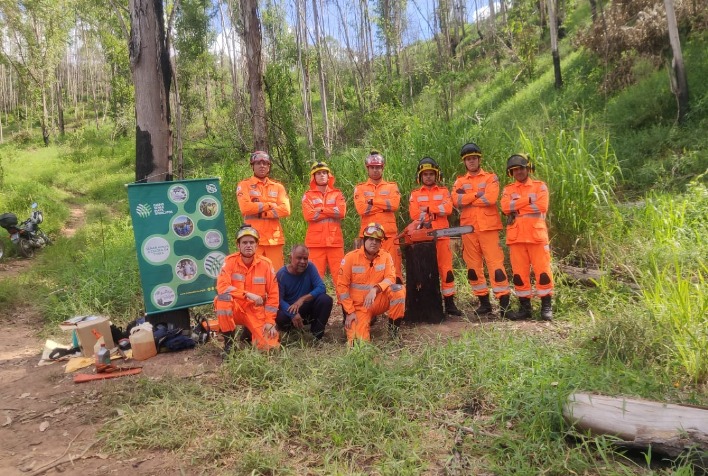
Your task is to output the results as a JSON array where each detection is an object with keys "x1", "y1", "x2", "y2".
[{"x1": 394, "y1": 220, "x2": 474, "y2": 246}]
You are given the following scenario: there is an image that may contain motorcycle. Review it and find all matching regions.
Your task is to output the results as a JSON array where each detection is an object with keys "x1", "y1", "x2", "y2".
[{"x1": 0, "y1": 203, "x2": 51, "y2": 259}]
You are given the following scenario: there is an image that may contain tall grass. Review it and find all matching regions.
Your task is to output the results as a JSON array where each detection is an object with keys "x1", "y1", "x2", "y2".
[{"x1": 517, "y1": 123, "x2": 621, "y2": 256}]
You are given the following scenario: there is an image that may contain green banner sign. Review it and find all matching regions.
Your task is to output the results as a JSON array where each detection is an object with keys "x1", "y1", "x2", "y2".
[{"x1": 127, "y1": 178, "x2": 230, "y2": 315}]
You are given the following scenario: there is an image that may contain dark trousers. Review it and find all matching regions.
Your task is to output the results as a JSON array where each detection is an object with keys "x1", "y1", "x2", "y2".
[{"x1": 276, "y1": 293, "x2": 333, "y2": 340}]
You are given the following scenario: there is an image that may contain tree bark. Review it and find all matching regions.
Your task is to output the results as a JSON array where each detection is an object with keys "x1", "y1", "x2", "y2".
[
  {"x1": 664, "y1": 0, "x2": 689, "y2": 124},
  {"x1": 311, "y1": 0, "x2": 331, "y2": 158},
  {"x1": 129, "y1": 0, "x2": 172, "y2": 183},
  {"x1": 547, "y1": 0, "x2": 563, "y2": 88},
  {"x1": 563, "y1": 393, "x2": 708, "y2": 458},
  {"x1": 239, "y1": 0, "x2": 268, "y2": 151},
  {"x1": 403, "y1": 242, "x2": 445, "y2": 324},
  {"x1": 55, "y1": 73, "x2": 65, "y2": 136},
  {"x1": 296, "y1": 0, "x2": 314, "y2": 159}
]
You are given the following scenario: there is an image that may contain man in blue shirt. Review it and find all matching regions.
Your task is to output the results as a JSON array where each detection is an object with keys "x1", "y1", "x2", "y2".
[{"x1": 276, "y1": 244, "x2": 333, "y2": 340}]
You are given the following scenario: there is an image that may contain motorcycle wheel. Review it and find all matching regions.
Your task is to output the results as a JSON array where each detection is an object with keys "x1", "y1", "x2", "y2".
[
  {"x1": 38, "y1": 231, "x2": 52, "y2": 245},
  {"x1": 18, "y1": 238, "x2": 35, "y2": 258}
]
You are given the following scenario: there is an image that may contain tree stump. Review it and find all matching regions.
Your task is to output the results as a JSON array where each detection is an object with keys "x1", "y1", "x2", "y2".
[{"x1": 403, "y1": 241, "x2": 444, "y2": 324}]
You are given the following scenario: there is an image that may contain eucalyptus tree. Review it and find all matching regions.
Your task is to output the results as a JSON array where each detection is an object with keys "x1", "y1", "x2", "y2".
[
  {"x1": 238, "y1": 0, "x2": 268, "y2": 150},
  {"x1": 0, "y1": 0, "x2": 73, "y2": 145},
  {"x1": 128, "y1": 0, "x2": 173, "y2": 182},
  {"x1": 174, "y1": 0, "x2": 216, "y2": 136}
]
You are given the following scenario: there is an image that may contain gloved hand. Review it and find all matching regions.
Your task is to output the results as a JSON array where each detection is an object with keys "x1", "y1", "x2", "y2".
[{"x1": 367, "y1": 199, "x2": 373, "y2": 205}]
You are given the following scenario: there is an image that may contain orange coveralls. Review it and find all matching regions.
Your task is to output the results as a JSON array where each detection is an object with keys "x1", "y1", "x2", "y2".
[
  {"x1": 353, "y1": 179, "x2": 402, "y2": 282},
  {"x1": 409, "y1": 185, "x2": 456, "y2": 297},
  {"x1": 302, "y1": 173, "x2": 346, "y2": 286},
  {"x1": 236, "y1": 176, "x2": 291, "y2": 269},
  {"x1": 213, "y1": 253, "x2": 280, "y2": 350},
  {"x1": 336, "y1": 248, "x2": 406, "y2": 343},
  {"x1": 500, "y1": 178, "x2": 554, "y2": 299},
  {"x1": 453, "y1": 169, "x2": 510, "y2": 298}
]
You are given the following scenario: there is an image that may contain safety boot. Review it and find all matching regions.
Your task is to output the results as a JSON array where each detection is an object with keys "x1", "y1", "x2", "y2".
[
  {"x1": 505, "y1": 297, "x2": 532, "y2": 321},
  {"x1": 474, "y1": 294, "x2": 493, "y2": 315},
  {"x1": 444, "y1": 296, "x2": 463, "y2": 316},
  {"x1": 498, "y1": 294, "x2": 511, "y2": 319},
  {"x1": 540, "y1": 296, "x2": 553, "y2": 321}
]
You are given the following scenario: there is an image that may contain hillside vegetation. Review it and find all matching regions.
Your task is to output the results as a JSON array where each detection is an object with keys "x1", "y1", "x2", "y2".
[{"x1": 0, "y1": 0, "x2": 707, "y2": 473}]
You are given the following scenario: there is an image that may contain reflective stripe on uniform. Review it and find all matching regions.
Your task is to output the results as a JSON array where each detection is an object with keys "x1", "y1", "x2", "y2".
[
  {"x1": 351, "y1": 283, "x2": 372, "y2": 291},
  {"x1": 232, "y1": 273, "x2": 245, "y2": 281},
  {"x1": 253, "y1": 277, "x2": 266, "y2": 284},
  {"x1": 265, "y1": 305, "x2": 278, "y2": 313},
  {"x1": 352, "y1": 266, "x2": 366, "y2": 273}
]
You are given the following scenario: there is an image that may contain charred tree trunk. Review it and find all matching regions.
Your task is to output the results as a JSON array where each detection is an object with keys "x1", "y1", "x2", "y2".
[
  {"x1": 239, "y1": 0, "x2": 268, "y2": 151},
  {"x1": 129, "y1": 0, "x2": 172, "y2": 183},
  {"x1": 403, "y1": 242, "x2": 445, "y2": 324},
  {"x1": 547, "y1": 0, "x2": 563, "y2": 88}
]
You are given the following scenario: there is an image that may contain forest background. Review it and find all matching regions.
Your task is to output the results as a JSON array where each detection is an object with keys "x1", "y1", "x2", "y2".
[{"x1": 0, "y1": 0, "x2": 707, "y2": 473}]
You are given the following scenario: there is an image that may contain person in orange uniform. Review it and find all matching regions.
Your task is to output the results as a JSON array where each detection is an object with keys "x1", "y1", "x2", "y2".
[
  {"x1": 236, "y1": 151, "x2": 291, "y2": 270},
  {"x1": 337, "y1": 223, "x2": 406, "y2": 343},
  {"x1": 408, "y1": 157, "x2": 462, "y2": 316},
  {"x1": 500, "y1": 154, "x2": 553, "y2": 321},
  {"x1": 302, "y1": 161, "x2": 346, "y2": 286},
  {"x1": 214, "y1": 225, "x2": 280, "y2": 353},
  {"x1": 453, "y1": 143, "x2": 511, "y2": 317},
  {"x1": 353, "y1": 150, "x2": 403, "y2": 283}
]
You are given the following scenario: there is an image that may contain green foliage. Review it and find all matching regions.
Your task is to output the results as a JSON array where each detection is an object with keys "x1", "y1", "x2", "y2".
[
  {"x1": 517, "y1": 124, "x2": 621, "y2": 255},
  {"x1": 102, "y1": 332, "x2": 694, "y2": 473}
]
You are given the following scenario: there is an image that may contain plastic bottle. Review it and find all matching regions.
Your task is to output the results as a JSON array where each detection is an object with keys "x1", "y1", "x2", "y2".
[
  {"x1": 95, "y1": 343, "x2": 111, "y2": 366},
  {"x1": 129, "y1": 325, "x2": 157, "y2": 361}
]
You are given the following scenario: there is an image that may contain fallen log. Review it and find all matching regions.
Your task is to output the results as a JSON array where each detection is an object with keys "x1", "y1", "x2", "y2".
[
  {"x1": 558, "y1": 265, "x2": 641, "y2": 291},
  {"x1": 563, "y1": 392, "x2": 708, "y2": 457}
]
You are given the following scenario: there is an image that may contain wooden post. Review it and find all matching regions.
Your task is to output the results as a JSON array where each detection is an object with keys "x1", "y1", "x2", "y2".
[{"x1": 403, "y1": 241, "x2": 445, "y2": 323}]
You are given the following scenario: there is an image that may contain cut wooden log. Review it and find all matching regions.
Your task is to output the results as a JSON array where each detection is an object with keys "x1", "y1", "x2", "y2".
[
  {"x1": 402, "y1": 241, "x2": 445, "y2": 324},
  {"x1": 563, "y1": 392, "x2": 708, "y2": 457}
]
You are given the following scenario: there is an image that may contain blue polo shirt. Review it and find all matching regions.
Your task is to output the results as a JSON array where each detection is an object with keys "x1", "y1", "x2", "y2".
[{"x1": 276, "y1": 263, "x2": 326, "y2": 318}]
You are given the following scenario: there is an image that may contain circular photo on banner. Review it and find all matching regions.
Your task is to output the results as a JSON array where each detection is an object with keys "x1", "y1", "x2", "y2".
[
  {"x1": 172, "y1": 215, "x2": 194, "y2": 238},
  {"x1": 142, "y1": 236, "x2": 171, "y2": 263},
  {"x1": 152, "y1": 285, "x2": 176, "y2": 308},
  {"x1": 203, "y1": 252, "x2": 226, "y2": 278},
  {"x1": 204, "y1": 230, "x2": 223, "y2": 249},
  {"x1": 169, "y1": 185, "x2": 188, "y2": 203},
  {"x1": 199, "y1": 197, "x2": 219, "y2": 218},
  {"x1": 175, "y1": 257, "x2": 198, "y2": 281}
]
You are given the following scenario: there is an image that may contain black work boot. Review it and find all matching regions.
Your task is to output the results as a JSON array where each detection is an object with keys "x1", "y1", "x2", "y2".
[
  {"x1": 540, "y1": 296, "x2": 553, "y2": 321},
  {"x1": 444, "y1": 296, "x2": 463, "y2": 316},
  {"x1": 498, "y1": 294, "x2": 511, "y2": 319},
  {"x1": 505, "y1": 297, "x2": 532, "y2": 321},
  {"x1": 474, "y1": 294, "x2": 493, "y2": 315}
]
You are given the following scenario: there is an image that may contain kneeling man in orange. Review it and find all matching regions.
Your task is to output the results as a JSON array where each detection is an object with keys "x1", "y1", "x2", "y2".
[
  {"x1": 214, "y1": 225, "x2": 280, "y2": 353},
  {"x1": 337, "y1": 223, "x2": 406, "y2": 344}
]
